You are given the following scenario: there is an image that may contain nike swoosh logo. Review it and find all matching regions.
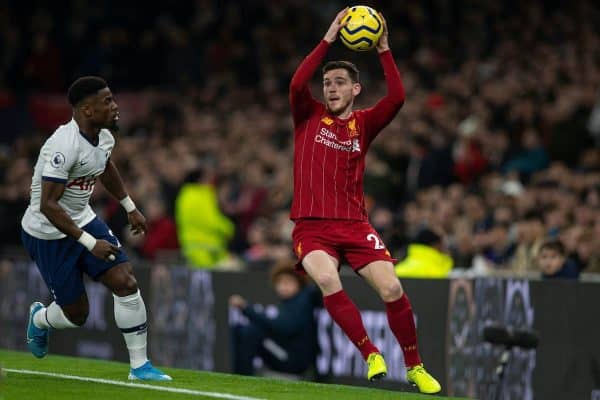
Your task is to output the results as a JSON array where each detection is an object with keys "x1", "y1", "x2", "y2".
[{"x1": 80, "y1": 161, "x2": 88, "y2": 166}]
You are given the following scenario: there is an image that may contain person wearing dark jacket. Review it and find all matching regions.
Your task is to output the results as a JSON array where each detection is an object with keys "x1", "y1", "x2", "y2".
[
  {"x1": 229, "y1": 260, "x2": 319, "y2": 376},
  {"x1": 537, "y1": 240, "x2": 579, "y2": 280}
]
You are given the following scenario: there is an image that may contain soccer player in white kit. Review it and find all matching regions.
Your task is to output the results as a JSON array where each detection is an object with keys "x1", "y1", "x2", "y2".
[{"x1": 21, "y1": 76, "x2": 171, "y2": 381}]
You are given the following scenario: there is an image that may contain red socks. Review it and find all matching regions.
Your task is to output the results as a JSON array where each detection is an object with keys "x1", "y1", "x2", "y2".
[
  {"x1": 323, "y1": 290, "x2": 423, "y2": 367},
  {"x1": 323, "y1": 290, "x2": 379, "y2": 360},
  {"x1": 385, "y1": 293, "x2": 422, "y2": 367}
]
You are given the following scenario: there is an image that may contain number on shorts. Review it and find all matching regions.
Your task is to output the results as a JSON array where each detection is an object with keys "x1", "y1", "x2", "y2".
[{"x1": 367, "y1": 233, "x2": 385, "y2": 250}]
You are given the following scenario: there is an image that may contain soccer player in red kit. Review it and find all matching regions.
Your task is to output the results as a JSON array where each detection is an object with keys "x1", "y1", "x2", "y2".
[{"x1": 289, "y1": 9, "x2": 441, "y2": 394}]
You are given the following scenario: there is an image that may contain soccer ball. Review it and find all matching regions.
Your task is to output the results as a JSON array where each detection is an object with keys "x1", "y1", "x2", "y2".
[{"x1": 339, "y1": 6, "x2": 383, "y2": 52}]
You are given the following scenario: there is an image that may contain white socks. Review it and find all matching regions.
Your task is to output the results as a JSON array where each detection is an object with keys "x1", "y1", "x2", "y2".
[
  {"x1": 33, "y1": 302, "x2": 78, "y2": 329},
  {"x1": 32, "y1": 291, "x2": 149, "y2": 370},
  {"x1": 114, "y1": 290, "x2": 149, "y2": 369}
]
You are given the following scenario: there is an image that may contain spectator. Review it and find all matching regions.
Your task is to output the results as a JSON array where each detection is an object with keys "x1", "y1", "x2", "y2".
[
  {"x1": 138, "y1": 197, "x2": 179, "y2": 261},
  {"x1": 228, "y1": 260, "x2": 319, "y2": 376},
  {"x1": 511, "y1": 211, "x2": 546, "y2": 275},
  {"x1": 405, "y1": 135, "x2": 438, "y2": 195},
  {"x1": 537, "y1": 240, "x2": 579, "y2": 280},
  {"x1": 502, "y1": 129, "x2": 550, "y2": 177},
  {"x1": 395, "y1": 229, "x2": 454, "y2": 278},
  {"x1": 175, "y1": 168, "x2": 235, "y2": 269},
  {"x1": 452, "y1": 118, "x2": 488, "y2": 185}
]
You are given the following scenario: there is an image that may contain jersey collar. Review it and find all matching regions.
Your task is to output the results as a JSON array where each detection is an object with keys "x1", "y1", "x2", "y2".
[
  {"x1": 72, "y1": 118, "x2": 100, "y2": 147},
  {"x1": 79, "y1": 130, "x2": 99, "y2": 146},
  {"x1": 324, "y1": 111, "x2": 355, "y2": 126}
]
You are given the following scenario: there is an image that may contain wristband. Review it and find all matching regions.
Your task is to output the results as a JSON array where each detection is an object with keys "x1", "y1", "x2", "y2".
[
  {"x1": 78, "y1": 231, "x2": 97, "y2": 251},
  {"x1": 120, "y1": 196, "x2": 136, "y2": 213}
]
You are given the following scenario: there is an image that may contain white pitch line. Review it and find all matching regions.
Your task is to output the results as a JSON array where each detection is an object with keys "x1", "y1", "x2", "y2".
[{"x1": 5, "y1": 368, "x2": 266, "y2": 400}]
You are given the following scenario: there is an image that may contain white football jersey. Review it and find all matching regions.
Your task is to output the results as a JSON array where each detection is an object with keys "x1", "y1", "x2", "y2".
[{"x1": 22, "y1": 119, "x2": 115, "y2": 239}]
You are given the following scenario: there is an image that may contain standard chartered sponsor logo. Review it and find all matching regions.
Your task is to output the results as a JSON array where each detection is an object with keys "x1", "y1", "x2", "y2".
[
  {"x1": 316, "y1": 127, "x2": 353, "y2": 152},
  {"x1": 315, "y1": 135, "x2": 352, "y2": 152}
]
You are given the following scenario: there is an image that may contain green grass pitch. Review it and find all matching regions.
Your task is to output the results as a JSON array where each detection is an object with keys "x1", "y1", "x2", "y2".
[{"x1": 0, "y1": 349, "x2": 467, "y2": 400}]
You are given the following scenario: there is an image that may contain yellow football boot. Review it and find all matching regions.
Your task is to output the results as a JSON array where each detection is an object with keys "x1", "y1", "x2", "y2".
[
  {"x1": 406, "y1": 364, "x2": 442, "y2": 394},
  {"x1": 366, "y1": 353, "x2": 387, "y2": 381}
]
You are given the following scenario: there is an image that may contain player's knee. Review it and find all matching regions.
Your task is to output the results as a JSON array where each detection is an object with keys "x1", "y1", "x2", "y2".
[
  {"x1": 113, "y1": 273, "x2": 138, "y2": 297},
  {"x1": 314, "y1": 272, "x2": 341, "y2": 293},
  {"x1": 379, "y1": 280, "x2": 403, "y2": 302}
]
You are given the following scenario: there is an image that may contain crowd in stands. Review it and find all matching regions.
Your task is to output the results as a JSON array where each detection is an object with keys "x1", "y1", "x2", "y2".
[{"x1": 1, "y1": 0, "x2": 600, "y2": 278}]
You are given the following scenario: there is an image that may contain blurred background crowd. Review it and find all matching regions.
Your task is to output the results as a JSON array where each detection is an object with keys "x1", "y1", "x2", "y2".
[{"x1": 1, "y1": 0, "x2": 600, "y2": 279}]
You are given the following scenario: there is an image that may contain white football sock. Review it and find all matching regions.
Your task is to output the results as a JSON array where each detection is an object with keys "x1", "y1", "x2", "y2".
[
  {"x1": 34, "y1": 302, "x2": 78, "y2": 329},
  {"x1": 33, "y1": 306, "x2": 49, "y2": 329},
  {"x1": 114, "y1": 290, "x2": 149, "y2": 369}
]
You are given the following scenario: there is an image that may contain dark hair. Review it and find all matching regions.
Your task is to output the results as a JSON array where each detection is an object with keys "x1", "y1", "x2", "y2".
[
  {"x1": 523, "y1": 210, "x2": 544, "y2": 223},
  {"x1": 269, "y1": 259, "x2": 307, "y2": 288},
  {"x1": 323, "y1": 61, "x2": 359, "y2": 83},
  {"x1": 539, "y1": 239, "x2": 565, "y2": 255},
  {"x1": 414, "y1": 228, "x2": 441, "y2": 246},
  {"x1": 183, "y1": 167, "x2": 206, "y2": 184},
  {"x1": 534, "y1": 179, "x2": 559, "y2": 189},
  {"x1": 67, "y1": 76, "x2": 108, "y2": 106},
  {"x1": 412, "y1": 135, "x2": 431, "y2": 150}
]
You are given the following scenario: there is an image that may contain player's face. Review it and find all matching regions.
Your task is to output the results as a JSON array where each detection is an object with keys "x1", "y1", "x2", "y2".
[
  {"x1": 89, "y1": 87, "x2": 120, "y2": 131},
  {"x1": 323, "y1": 69, "x2": 361, "y2": 116}
]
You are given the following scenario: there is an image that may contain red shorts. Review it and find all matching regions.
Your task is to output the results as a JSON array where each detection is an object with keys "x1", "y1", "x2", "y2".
[{"x1": 292, "y1": 218, "x2": 397, "y2": 273}]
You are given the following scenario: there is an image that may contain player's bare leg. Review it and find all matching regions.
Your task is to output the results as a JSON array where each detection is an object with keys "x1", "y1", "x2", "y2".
[
  {"x1": 358, "y1": 260, "x2": 404, "y2": 301},
  {"x1": 60, "y1": 294, "x2": 91, "y2": 325},
  {"x1": 302, "y1": 250, "x2": 384, "y2": 380},
  {"x1": 99, "y1": 262, "x2": 171, "y2": 381},
  {"x1": 302, "y1": 250, "x2": 342, "y2": 295},
  {"x1": 359, "y1": 260, "x2": 441, "y2": 394}
]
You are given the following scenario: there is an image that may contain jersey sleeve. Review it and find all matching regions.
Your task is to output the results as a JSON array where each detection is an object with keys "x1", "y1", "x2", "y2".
[
  {"x1": 100, "y1": 129, "x2": 116, "y2": 162},
  {"x1": 289, "y1": 40, "x2": 330, "y2": 127},
  {"x1": 362, "y1": 50, "x2": 405, "y2": 142},
  {"x1": 101, "y1": 129, "x2": 115, "y2": 148},
  {"x1": 41, "y1": 134, "x2": 78, "y2": 183}
]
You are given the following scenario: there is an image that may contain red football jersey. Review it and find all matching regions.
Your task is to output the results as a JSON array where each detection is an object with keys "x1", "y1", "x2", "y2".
[{"x1": 289, "y1": 40, "x2": 405, "y2": 221}]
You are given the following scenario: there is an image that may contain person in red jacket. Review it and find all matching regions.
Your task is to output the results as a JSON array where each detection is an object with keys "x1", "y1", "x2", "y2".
[
  {"x1": 288, "y1": 8, "x2": 441, "y2": 394},
  {"x1": 139, "y1": 198, "x2": 179, "y2": 260}
]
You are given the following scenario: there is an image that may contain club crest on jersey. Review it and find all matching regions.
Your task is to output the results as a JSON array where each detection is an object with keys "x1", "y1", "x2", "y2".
[
  {"x1": 321, "y1": 116, "x2": 334, "y2": 126},
  {"x1": 348, "y1": 118, "x2": 359, "y2": 138},
  {"x1": 50, "y1": 152, "x2": 66, "y2": 168}
]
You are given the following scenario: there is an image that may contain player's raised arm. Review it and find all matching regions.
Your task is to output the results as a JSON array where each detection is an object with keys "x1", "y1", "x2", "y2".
[
  {"x1": 364, "y1": 13, "x2": 405, "y2": 137},
  {"x1": 323, "y1": 8, "x2": 349, "y2": 45},
  {"x1": 289, "y1": 8, "x2": 348, "y2": 125},
  {"x1": 375, "y1": 12, "x2": 391, "y2": 54},
  {"x1": 99, "y1": 159, "x2": 147, "y2": 235}
]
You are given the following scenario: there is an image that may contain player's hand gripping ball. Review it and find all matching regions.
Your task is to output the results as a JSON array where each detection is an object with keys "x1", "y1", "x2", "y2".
[{"x1": 339, "y1": 5, "x2": 383, "y2": 51}]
